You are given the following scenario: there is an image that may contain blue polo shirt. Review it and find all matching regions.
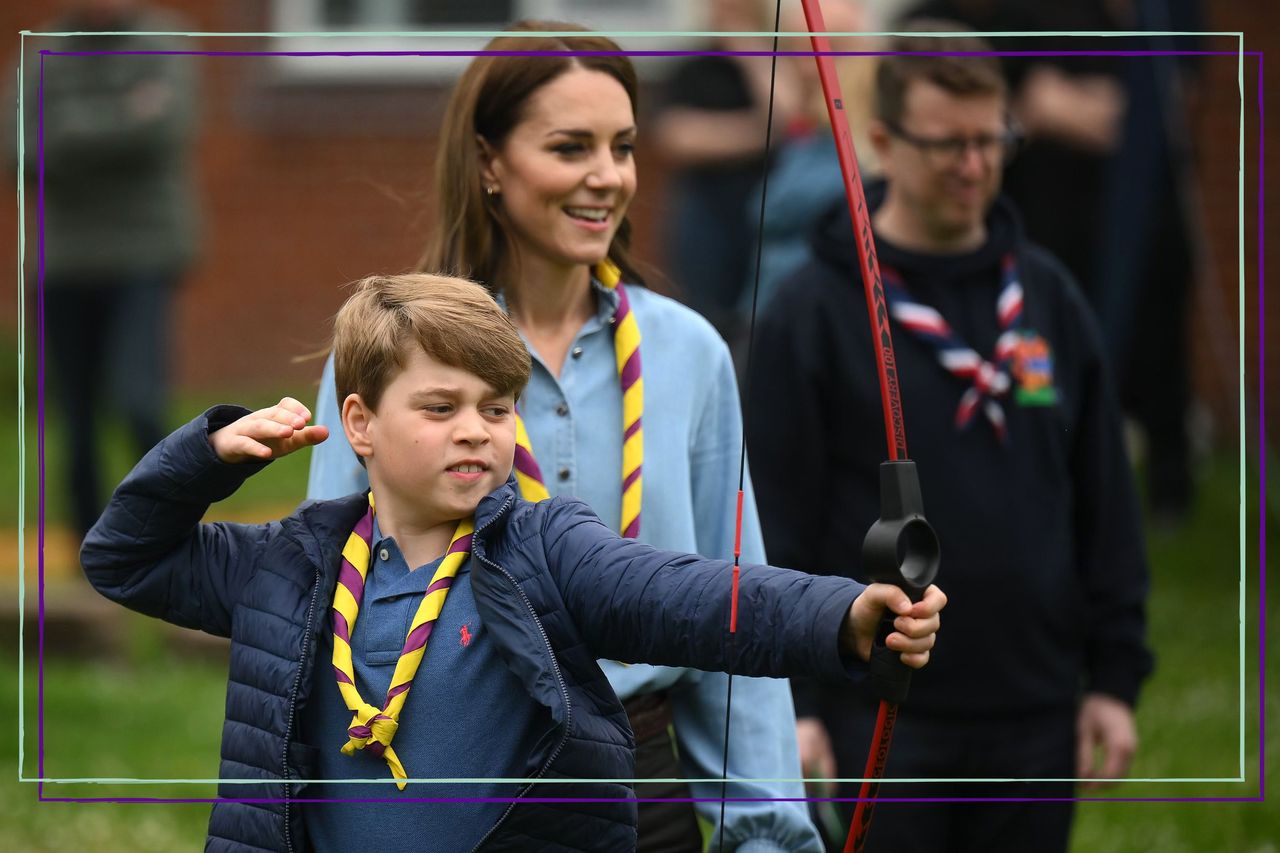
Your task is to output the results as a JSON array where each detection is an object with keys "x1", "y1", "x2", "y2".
[{"x1": 300, "y1": 520, "x2": 542, "y2": 852}]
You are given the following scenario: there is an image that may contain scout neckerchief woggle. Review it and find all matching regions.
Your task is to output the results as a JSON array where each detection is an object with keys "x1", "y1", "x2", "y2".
[
  {"x1": 331, "y1": 492, "x2": 475, "y2": 788},
  {"x1": 716, "y1": 5, "x2": 943, "y2": 852},
  {"x1": 512, "y1": 259, "x2": 644, "y2": 538},
  {"x1": 883, "y1": 254, "x2": 1024, "y2": 441}
]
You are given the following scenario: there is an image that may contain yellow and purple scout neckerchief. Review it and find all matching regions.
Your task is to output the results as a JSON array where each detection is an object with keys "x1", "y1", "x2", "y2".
[
  {"x1": 881, "y1": 253, "x2": 1024, "y2": 442},
  {"x1": 329, "y1": 262, "x2": 639, "y2": 785},
  {"x1": 512, "y1": 260, "x2": 644, "y2": 537},
  {"x1": 330, "y1": 492, "x2": 474, "y2": 789}
]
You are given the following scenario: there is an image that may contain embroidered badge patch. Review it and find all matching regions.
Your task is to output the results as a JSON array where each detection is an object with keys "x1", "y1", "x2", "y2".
[
  {"x1": 1010, "y1": 332, "x2": 1058, "y2": 406},
  {"x1": 459, "y1": 623, "x2": 473, "y2": 647}
]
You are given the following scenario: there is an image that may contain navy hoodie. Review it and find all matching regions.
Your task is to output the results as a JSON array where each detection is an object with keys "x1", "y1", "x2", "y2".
[{"x1": 747, "y1": 183, "x2": 1153, "y2": 721}]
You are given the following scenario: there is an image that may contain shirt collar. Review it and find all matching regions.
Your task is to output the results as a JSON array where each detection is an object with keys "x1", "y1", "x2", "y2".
[{"x1": 368, "y1": 516, "x2": 466, "y2": 601}]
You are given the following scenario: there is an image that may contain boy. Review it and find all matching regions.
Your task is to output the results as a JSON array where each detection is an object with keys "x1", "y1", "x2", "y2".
[{"x1": 82, "y1": 273, "x2": 945, "y2": 853}]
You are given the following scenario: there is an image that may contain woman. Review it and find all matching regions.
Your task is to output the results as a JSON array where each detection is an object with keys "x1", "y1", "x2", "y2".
[{"x1": 308, "y1": 22, "x2": 822, "y2": 853}]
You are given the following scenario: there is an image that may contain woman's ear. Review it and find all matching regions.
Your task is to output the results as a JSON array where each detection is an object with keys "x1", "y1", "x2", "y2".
[
  {"x1": 341, "y1": 393, "x2": 375, "y2": 461},
  {"x1": 477, "y1": 133, "x2": 499, "y2": 188}
]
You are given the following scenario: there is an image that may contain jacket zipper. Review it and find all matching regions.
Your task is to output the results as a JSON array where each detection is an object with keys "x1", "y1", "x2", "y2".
[
  {"x1": 470, "y1": 497, "x2": 573, "y2": 853},
  {"x1": 281, "y1": 564, "x2": 324, "y2": 853}
]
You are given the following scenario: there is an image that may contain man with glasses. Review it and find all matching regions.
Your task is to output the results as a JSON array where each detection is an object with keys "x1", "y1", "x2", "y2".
[{"x1": 747, "y1": 22, "x2": 1152, "y2": 853}]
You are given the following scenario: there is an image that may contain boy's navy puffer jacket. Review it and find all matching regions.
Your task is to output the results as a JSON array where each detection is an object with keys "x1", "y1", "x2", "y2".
[{"x1": 82, "y1": 406, "x2": 864, "y2": 852}]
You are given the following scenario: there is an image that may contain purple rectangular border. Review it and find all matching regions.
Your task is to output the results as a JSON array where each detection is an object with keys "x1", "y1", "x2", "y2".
[{"x1": 30, "y1": 43, "x2": 1259, "y2": 809}]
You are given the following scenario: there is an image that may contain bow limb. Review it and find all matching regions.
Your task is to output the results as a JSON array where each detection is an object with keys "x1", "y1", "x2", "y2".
[{"x1": 798, "y1": 0, "x2": 906, "y2": 462}]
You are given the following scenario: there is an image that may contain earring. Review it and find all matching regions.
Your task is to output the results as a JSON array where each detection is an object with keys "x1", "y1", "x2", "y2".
[{"x1": 486, "y1": 185, "x2": 500, "y2": 197}]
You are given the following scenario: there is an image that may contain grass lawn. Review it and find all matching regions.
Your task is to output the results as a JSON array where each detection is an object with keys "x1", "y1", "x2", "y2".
[
  {"x1": 1064, "y1": 455, "x2": 1277, "y2": 853},
  {"x1": 1, "y1": 385, "x2": 314, "y2": 851},
  {"x1": 4, "y1": 644, "x2": 223, "y2": 852}
]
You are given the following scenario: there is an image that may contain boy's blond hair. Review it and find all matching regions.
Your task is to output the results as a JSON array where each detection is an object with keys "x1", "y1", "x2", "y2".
[{"x1": 333, "y1": 273, "x2": 531, "y2": 412}]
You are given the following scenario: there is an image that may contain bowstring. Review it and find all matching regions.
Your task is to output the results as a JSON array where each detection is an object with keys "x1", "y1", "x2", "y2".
[{"x1": 717, "y1": 0, "x2": 784, "y2": 848}]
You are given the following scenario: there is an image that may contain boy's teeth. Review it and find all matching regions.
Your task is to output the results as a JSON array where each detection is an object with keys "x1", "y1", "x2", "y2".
[
  {"x1": 566, "y1": 207, "x2": 607, "y2": 221},
  {"x1": 452, "y1": 464, "x2": 482, "y2": 473}
]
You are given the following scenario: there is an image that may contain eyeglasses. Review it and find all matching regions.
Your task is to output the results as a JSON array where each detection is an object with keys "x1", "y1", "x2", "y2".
[{"x1": 885, "y1": 122, "x2": 1023, "y2": 167}]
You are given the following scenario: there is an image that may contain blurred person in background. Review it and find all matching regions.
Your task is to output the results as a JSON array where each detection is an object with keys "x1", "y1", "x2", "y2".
[
  {"x1": 745, "y1": 0, "x2": 879, "y2": 317},
  {"x1": 651, "y1": 0, "x2": 799, "y2": 349},
  {"x1": 748, "y1": 24, "x2": 1153, "y2": 853},
  {"x1": 307, "y1": 21, "x2": 825, "y2": 853},
  {"x1": 17, "y1": 0, "x2": 200, "y2": 539},
  {"x1": 902, "y1": 0, "x2": 1205, "y2": 524}
]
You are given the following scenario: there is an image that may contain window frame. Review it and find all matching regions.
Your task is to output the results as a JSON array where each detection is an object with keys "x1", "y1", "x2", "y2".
[{"x1": 266, "y1": 0, "x2": 703, "y2": 84}]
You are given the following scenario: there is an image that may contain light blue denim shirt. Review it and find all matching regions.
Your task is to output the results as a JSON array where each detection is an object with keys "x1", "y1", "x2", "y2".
[{"x1": 308, "y1": 280, "x2": 821, "y2": 852}]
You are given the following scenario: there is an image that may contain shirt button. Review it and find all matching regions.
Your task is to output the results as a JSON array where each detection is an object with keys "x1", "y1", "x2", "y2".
[
  {"x1": 557, "y1": 467, "x2": 571, "y2": 481},
  {"x1": 378, "y1": 548, "x2": 390, "y2": 561},
  {"x1": 571, "y1": 347, "x2": 584, "y2": 359},
  {"x1": 556, "y1": 402, "x2": 569, "y2": 417}
]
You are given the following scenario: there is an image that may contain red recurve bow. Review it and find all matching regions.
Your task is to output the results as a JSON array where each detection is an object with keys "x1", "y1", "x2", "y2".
[
  {"x1": 794, "y1": 2, "x2": 941, "y2": 849},
  {"x1": 718, "y1": 4, "x2": 940, "y2": 851}
]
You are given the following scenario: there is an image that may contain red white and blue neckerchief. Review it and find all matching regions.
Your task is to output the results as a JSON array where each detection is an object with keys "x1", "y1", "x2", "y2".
[{"x1": 882, "y1": 253, "x2": 1023, "y2": 442}]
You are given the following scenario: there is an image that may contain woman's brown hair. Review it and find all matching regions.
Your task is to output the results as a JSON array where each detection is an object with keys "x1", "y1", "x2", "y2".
[{"x1": 420, "y1": 20, "x2": 646, "y2": 290}]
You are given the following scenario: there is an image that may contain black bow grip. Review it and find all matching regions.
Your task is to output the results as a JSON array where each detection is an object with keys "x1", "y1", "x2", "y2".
[{"x1": 862, "y1": 460, "x2": 940, "y2": 705}]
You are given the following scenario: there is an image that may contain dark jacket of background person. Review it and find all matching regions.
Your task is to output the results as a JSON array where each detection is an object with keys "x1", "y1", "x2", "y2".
[
  {"x1": 903, "y1": 0, "x2": 1203, "y2": 519},
  {"x1": 747, "y1": 184, "x2": 1154, "y2": 732},
  {"x1": 903, "y1": 0, "x2": 1124, "y2": 286},
  {"x1": 22, "y1": 6, "x2": 200, "y2": 282},
  {"x1": 14, "y1": 4, "x2": 201, "y2": 537},
  {"x1": 81, "y1": 407, "x2": 864, "y2": 853},
  {"x1": 654, "y1": 53, "x2": 772, "y2": 340}
]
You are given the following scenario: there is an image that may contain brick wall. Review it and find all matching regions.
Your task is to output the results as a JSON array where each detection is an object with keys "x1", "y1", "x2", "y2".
[{"x1": 0, "y1": 1, "x2": 676, "y2": 400}]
